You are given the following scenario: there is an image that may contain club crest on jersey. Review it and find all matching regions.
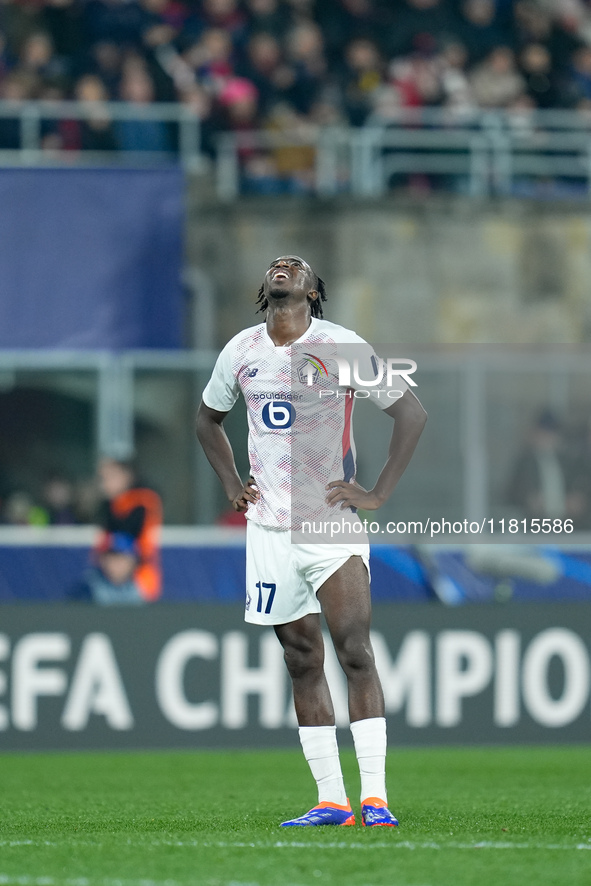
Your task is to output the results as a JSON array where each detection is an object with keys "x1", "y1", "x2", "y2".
[{"x1": 297, "y1": 353, "x2": 329, "y2": 386}]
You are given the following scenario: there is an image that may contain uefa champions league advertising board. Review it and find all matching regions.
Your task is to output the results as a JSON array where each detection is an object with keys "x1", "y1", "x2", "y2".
[{"x1": 0, "y1": 602, "x2": 589, "y2": 751}]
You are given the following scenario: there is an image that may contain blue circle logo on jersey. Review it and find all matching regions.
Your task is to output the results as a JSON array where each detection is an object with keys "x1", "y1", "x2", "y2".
[{"x1": 262, "y1": 400, "x2": 296, "y2": 429}]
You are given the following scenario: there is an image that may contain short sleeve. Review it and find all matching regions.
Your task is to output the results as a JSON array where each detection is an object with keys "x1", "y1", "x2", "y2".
[{"x1": 202, "y1": 341, "x2": 241, "y2": 412}]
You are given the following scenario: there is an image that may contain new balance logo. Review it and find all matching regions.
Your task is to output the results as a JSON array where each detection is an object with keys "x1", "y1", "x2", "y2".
[{"x1": 245, "y1": 368, "x2": 259, "y2": 377}]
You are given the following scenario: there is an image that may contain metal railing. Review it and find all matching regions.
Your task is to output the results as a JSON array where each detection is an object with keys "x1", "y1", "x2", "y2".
[
  {"x1": 216, "y1": 108, "x2": 591, "y2": 200},
  {"x1": 0, "y1": 348, "x2": 217, "y2": 457},
  {"x1": 0, "y1": 99, "x2": 203, "y2": 169},
  {"x1": 2, "y1": 102, "x2": 591, "y2": 195}
]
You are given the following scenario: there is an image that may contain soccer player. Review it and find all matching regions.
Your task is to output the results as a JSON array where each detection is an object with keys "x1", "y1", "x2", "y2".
[{"x1": 197, "y1": 256, "x2": 427, "y2": 827}]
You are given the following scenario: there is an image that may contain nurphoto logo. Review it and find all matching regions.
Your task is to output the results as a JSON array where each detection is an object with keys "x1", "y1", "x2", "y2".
[
  {"x1": 298, "y1": 353, "x2": 418, "y2": 388},
  {"x1": 333, "y1": 356, "x2": 418, "y2": 388}
]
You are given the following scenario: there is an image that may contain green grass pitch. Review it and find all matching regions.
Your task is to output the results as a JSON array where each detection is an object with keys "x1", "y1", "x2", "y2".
[{"x1": 0, "y1": 746, "x2": 589, "y2": 886}]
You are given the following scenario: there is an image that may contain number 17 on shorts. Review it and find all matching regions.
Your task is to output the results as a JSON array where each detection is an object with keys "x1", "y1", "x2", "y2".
[{"x1": 254, "y1": 581, "x2": 276, "y2": 614}]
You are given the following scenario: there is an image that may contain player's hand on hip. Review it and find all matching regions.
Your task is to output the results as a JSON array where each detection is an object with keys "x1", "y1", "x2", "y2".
[
  {"x1": 232, "y1": 477, "x2": 260, "y2": 512},
  {"x1": 326, "y1": 479, "x2": 381, "y2": 511}
]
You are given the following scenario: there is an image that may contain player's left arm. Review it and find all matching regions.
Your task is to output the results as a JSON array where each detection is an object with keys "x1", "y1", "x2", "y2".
[{"x1": 326, "y1": 389, "x2": 427, "y2": 511}]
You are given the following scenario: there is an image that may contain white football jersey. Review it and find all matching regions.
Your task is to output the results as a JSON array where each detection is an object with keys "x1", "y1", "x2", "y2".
[{"x1": 202, "y1": 317, "x2": 408, "y2": 529}]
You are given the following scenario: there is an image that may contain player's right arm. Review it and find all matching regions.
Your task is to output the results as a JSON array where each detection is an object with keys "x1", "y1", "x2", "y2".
[
  {"x1": 196, "y1": 402, "x2": 259, "y2": 512},
  {"x1": 197, "y1": 335, "x2": 260, "y2": 512}
]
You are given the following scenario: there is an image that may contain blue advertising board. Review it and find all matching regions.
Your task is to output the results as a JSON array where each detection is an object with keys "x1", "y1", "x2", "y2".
[{"x1": 0, "y1": 168, "x2": 184, "y2": 349}]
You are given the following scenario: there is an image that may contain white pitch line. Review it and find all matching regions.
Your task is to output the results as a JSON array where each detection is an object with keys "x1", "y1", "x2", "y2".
[
  {"x1": 0, "y1": 878, "x2": 263, "y2": 886},
  {"x1": 168, "y1": 839, "x2": 591, "y2": 852},
  {"x1": 1, "y1": 838, "x2": 590, "y2": 854},
  {"x1": 0, "y1": 876, "x2": 443, "y2": 886},
  {"x1": 0, "y1": 878, "x2": 186, "y2": 886}
]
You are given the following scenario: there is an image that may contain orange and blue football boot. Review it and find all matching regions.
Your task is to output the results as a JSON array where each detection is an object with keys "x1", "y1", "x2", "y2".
[
  {"x1": 361, "y1": 797, "x2": 399, "y2": 827},
  {"x1": 280, "y1": 799, "x2": 355, "y2": 827}
]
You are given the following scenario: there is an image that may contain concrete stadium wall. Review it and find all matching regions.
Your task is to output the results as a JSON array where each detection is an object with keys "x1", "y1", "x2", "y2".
[{"x1": 186, "y1": 193, "x2": 591, "y2": 348}]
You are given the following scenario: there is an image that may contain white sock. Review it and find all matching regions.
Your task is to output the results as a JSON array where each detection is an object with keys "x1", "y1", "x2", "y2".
[
  {"x1": 350, "y1": 717, "x2": 388, "y2": 804},
  {"x1": 298, "y1": 725, "x2": 348, "y2": 806}
]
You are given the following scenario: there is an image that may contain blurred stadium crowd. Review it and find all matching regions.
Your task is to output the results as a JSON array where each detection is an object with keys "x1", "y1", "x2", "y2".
[
  {"x1": 0, "y1": 472, "x2": 100, "y2": 526},
  {"x1": 3, "y1": 0, "x2": 591, "y2": 155}
]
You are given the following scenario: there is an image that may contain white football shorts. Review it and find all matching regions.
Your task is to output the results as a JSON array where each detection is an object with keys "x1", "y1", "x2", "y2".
[{"x1": 245, "y1": 520, "x2": 370, "y2": 626}]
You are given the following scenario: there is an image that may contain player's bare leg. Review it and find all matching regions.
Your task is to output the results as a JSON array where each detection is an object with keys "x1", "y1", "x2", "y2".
[
  {"x1": 275, "y1": 614, "x2": 353, "y2": 825},
  {"x1": 275, "y1": 613, "x2": 334, "y2": 725},
  {"x1": 316, "y1": 556, "x2": 383, "y2": 721},
  {"x1": 317, "y1": 556, "x2": 398, "y2": 827}
]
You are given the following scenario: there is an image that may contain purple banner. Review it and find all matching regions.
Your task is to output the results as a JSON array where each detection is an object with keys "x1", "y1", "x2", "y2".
[{"x1": 0, "y1": 168, "x2": 184, "y2": 349}]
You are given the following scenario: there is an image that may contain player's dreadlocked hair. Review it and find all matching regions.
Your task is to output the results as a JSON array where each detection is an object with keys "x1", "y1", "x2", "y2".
[{"x1": 256, "y1": 274, "x2": 328, "y2": 318}]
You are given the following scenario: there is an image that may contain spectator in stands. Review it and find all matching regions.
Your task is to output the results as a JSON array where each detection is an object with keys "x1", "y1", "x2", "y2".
[
  {"x1": 3, "y1": 491, "x2": 47, "y2": 525},
  {"x1": 454, "y1": 0, "x2": 509, "y2": 65},
  {"x1": 512, "y1": 2, "x2": 580, "y2": 75},
  {"x1": 469, "y1": 46, "x2": 526, "y2": 107},
  {"x1": 437, "y1": 41, "x2": 474, "y2": 113},
  {"x1": 41, "y1": 475, "x2": 77, "y2": 525},
  {"x1": 505, "y1": 92, "x2": 537, "y2": 143},
  {"x1": 284, "y1": 0, "x2": 316, "y2": 24},
  {"x1": 85, "y1": 41, "x2": 123, "y2": 97},
  {"x1": 43, "y1": 0, "x2": 82, "y2": 67},
  {"x1": 177, "y1": 81, "x2": 216, "y2": 153},
  {"x1": 389, "y1": 53, "x2": 442, "y2": 108},
  {"x1": 78, "y1": 457, "x2": 163, "y2": 605},
  {"x1": 216, "y1": 74, "x2": 259, "y2": 130},
  {"x1": 264, "y1": 100, "x2": 316, "y2": 190},
  {"x1": 338, "y1": 37, "x2": 385, "y2": 126},
  {"x1": 184, "y1": 27, "x2": 235, "y2": 96},
  {"x1": 37, "y1": 80, "x2": 73, "y2": 150},
  {"x1": 83, "y1": 0, "x2": 147, "y2": 50},
  {"x1": 519, "y1": 42, "x2": 562, "y2": 108},
  {"x1": 236, "y1": 31, "x2": 283, "y2": 113},
  {"x1": 1, "y1": 0, "x2": 45, "y2": 57},
  {"x1": 139, "y1": 0, "x2": 189, "y2": 52},
  {"x1": 73, "y1": 476, "x2": 101, "y2": 525},
  {"x1": 0, "y1": 71, "x2": 38, "y2": 148},
  {"x1": 72, "y1": 73, "x2": 118, "y2": 151},
  {"x1": 282, "y1": 20, "x2": 326, "y2": 113},
  {"x1": 365, "y1": 80, "x2": 402, "y2": 124},
  {"x1": 566, "y1": 45, "x2": 591, "y2": 103},
  {"x1": 115, "y1": 58, "x2": 171, "y2": 151},
  {"x1": 214, "y1": 73, "x2": 267, "y2": 179},
  {"x1": 316, "y1": 0, "x2": 391, "y2": 68},
  {"x1": 18, "y1": 30, "x2": 63, "y2": 82},
  {"x1": 3, "y1": 0, "x2": 591, "y2": 157},
  {"x1": 0, "y1": 28, "x2": 12, "y2": 83},
  {"x1": 245, "y1": 0, "x2": 292, "y2": 39},
  {"x1": 506, "y1": 410, "x2": 581, "y2": 522},
  {"x1": 568, "y1": 414, "x2": 591, "y2": 529},
  {"x1": 385, "y1": 0, "x2": 454, "y2": 59},
  {"x1": 196, "y1": 0, "x2": 248, "y2": 45}
]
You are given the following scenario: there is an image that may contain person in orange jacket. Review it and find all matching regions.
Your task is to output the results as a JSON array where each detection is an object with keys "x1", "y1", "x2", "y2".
[{"x1": 88, "y1": 457, "x2": 163, "y2": 605}]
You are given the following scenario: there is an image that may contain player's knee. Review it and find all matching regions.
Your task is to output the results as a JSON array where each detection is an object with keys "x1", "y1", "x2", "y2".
[
  {"x1": 283, "y1": 642, "x2": 324, "y2": 680},
  {"x1": 335, "y1": 635, "x2": 375, "y2": 676}
]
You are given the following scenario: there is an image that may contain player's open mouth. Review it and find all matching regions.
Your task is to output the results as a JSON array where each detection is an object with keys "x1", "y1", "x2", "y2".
[{"x1": 272, "y1": 270, "x2": 290, "y2": 280}]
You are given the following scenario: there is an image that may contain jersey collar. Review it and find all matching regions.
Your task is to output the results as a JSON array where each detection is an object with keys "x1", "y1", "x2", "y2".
[{"x1": 263, "y1": 316, "x2": 318, "y2": 349}]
